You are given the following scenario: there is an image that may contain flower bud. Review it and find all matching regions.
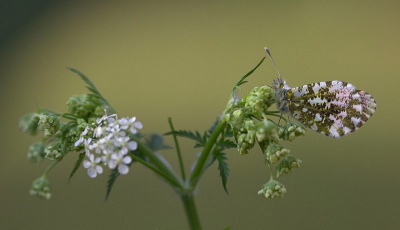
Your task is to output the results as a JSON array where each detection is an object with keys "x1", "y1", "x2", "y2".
[
  {"x1": 30, "y1": 177, "x2": 52, "y2": 199},
  {"x1": 276, "y1": 155, "x2": 302, "y2": 177},
  {"x1": 258, "y1": 179, "x2": 287, "y2": 198},
  {"x1": 255, "y1": 117, "x2": 279, "y2": 143},
  {"x1": 27, "y1": 142, "x2": 45, "y2": 163},
  {"x1": 230, "y1": 110, "x2": 245, "y2": 129},
  {"x1": 265, "y1": 143, "x2": 290, "y2": 164},
  {"x1": 278, "y1": 123, "x2": 306, "y2": 141},
  {"x1": 244, "y1": 86, "x2": 275, "y2": 114},
  {"x1": 38, "y1": 114, "x2": 60, "y2": 138},
  {"x1": 19, "y1": 113, "x2": 40, "y2": 135},
  {"x1": 44, "y1": 142, "x2": 63, "y2": 161},
  {"x1": 67, "y1": 94, "x2": 99, "y2": 118}
]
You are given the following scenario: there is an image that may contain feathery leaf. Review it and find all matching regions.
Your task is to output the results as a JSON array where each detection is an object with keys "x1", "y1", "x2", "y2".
[
  {"x1": 68, "y1": 153, "x2": 85, "y2": 184},
  {"x1": 105, "y1": 168, "x2": 120, "y2": 200}
]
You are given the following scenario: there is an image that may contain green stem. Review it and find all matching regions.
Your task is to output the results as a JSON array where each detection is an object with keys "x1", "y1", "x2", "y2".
[
  {"x1": 168, "y1": 117, "x2": 186, "y2": 181},
  {"x1": 180, "y1": 192, "x2": 202, "y2": 230},
  {"x1": 131, "y1": 135, "x2": 182, "y2": 187},
  {"x1": 129, "y1": 153, "x2": 183, "y2": 189},
  {"x1": 43, "y1": 160, "x2": 59, "y2": 177},
  {"x1": 189, "y1": 120, "x2": 226, "y2": 188}
]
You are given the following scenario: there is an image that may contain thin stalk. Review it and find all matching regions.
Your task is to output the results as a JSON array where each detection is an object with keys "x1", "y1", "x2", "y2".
[
  {"x1": 189, "y1": 120, "x2": 226, "y2": 188},
  {"x1": 131, "y1": 135, "x2": 182, "y2": 187},
  {"x1": 129, "y1": 153, "x2": 183, "y2": 189},
  {"x1": 168, "y1": 117, "x2": 186, "y2": 181},
  {"x1": 43, "y1": 160, "x2": 59, "y2": 177},
  {"x1": 180, "y1": 192, "x2": 202, "y2": 230}
]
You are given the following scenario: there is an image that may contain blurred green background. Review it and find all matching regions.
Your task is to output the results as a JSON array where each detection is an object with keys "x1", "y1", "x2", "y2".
[{"x1": 1, "y1": 0, "x2": 399, "y2": 229}]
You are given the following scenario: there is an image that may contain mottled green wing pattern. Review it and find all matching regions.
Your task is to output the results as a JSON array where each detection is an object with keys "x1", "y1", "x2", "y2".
[{"x1": 286, "y1": 80, "x2": 376, "y2": 138}]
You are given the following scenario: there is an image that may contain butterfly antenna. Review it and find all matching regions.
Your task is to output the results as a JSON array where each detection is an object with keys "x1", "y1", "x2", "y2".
[{"x1": 264, "y1": 47, "x2": 281, "y2": 79}]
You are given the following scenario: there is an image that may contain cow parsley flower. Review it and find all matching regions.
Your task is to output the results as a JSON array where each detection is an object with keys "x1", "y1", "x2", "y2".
[
  {"x1": 83, "y1": 154, "x2": 103, "y2": 178},
  {"x1": 108, "y1": 152, "x2": 132, "y2": 175},
  {"x1": 75, "y1": 112, "x2": 143, "y2": 178}
]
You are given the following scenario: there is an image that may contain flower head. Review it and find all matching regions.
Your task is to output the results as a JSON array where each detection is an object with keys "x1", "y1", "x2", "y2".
[
  {"x1": 258, "y1": 179, "x2": 287, "y2": 199},
  {"x1": 30, "y1": 176, "x2": 52, "y2": 199},
  {"x1": 74, "y1": 112, "x2": 142, "y2": 178}
]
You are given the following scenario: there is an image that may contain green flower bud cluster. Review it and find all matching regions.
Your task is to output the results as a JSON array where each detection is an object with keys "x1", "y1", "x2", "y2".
[
  {"x1": 30, "y1": 177, "x2": 52, "y2": 199},
  {"x1": 227, "y1": 86, "x2": 279, "y2": 155},
  {"x1": 276, "y1": 155, "x2": 302, "y2": 177},
  {"x1": 235, "y1": 119, "x2": 256, "y2": 155},
  {"x1": 19, "y1": 113, "x2": 40, "y2": 135},
  {"x1": 258, "y1": 179, "x2": 287, "y2": 199},
  {"x1": 67, "y1": 94, "x2": 104, "y2": 118},
  {"x1": 38, "y1": 114, "x2": 60, "y2": 138},
  {"x1": 244, "y1": 86, "x2": 275, "y2": 114},
  {"x1": 44, "y1": 142, "x2": 63, "y2": 161},
  {"x1": 264, "y1": 143, "x2": 290, "y2": 164},
  {"x1": 255, "y1": 117, "x2": 279, "y2": 143},
  {"x1": 27, "y1": 142, "x2": 46, "y2": 163},
  {"x1": 278, "y1": 123, "x2": 306, "y2": 141}
]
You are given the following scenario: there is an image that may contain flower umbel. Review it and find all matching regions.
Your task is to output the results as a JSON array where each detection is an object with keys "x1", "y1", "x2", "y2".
[
  {"x1": 30, "y1": 176, "x2": 52, "y2": 199},
  {"x1": 75, "y1": 112, "x2": 142, "y2": 177},
  {"x1": 258, "y1": 179, "x2": 287, "y2": 199}
]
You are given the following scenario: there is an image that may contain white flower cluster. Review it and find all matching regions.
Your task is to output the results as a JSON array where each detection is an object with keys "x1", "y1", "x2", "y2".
[{"x1": 75, "y1": 113, "x2": 143, "y2": 178}]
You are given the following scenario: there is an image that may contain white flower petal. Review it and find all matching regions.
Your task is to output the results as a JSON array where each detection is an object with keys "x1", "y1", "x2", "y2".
[
  {"x1": 108, "y1": 160, "x2": 117, "y2": 169},
  {"x1": 74, "y1": 137, "x2": 83, "y2": 146},
  {"x1": 87, "y1": 168, "x2": 97, "y2": 178},
  {"x1": 83, "y1": 160, "x2": 91, "y2": 168},
  {"x1": 127, "y1": 141, "x2": 137, "y2": 151},
  {"x1": 119, "y1": 148, "x2": 128, "y2": 155},
  {"x1": 122, "y1": 156, "x2": 132, "y2": 164},
  {"x1": 129, "y1": 127, "x2": 137, "y2": 134},
  {"x1": 134, "y1": 121, "x2": 143, "y2": 129},
  {"x1": 95, "y1": 165, "x2": 103, "y2": 174},
  {"x1": 118, "y1": 164, "x2": 129, "y2": 174}
]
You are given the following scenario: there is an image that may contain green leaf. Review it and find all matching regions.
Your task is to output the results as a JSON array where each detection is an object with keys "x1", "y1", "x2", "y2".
[
  {"x1": 67, "y1": 67, "x2": 101, "y2": 96},
  {"x1": 165, "y1": 130, "x2": 204, "y2": 147},
  {"x1": 68, "y1": 152, "x2": 85, "y2": 184},
  {"x1": 67, "y1": 67, "x2": 117, "y2": 114},
  {"x1": 105, "y1": 168, "x2": 120, "y2": 200},
  {"x1": 233, "y1": 56, "x2": 266, "y2": 92},
  {"x1": 215, "y1": 149, "x2": 229, "y2": 194},
  {"x1": 218, "y1": 139, "x2": 236, "y2": 149}
]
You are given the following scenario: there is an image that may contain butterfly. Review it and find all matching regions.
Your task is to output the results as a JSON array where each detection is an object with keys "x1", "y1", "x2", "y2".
[{"x1": 265, "y1": 48, "x2": 376, "y2": 138}]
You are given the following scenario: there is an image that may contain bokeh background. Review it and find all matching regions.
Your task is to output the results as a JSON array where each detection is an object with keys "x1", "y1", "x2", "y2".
[{"x1": 1, "y1": 0, "x2": 399, "y2": 229}]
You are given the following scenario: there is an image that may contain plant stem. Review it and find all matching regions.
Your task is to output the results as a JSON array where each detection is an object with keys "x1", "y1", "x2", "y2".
[
  {"x1": 168, "y1": 117, "x2": 186, "y2": 181},
  {"x1": 132, "y1": 135, "x2": 182, "y2": 187},
  {"x1": 180, "y1": 191, "x2": 202, "y2": 230},
  {"x1": 189, "y1": 120, "x2": 226, "y2": 188}
]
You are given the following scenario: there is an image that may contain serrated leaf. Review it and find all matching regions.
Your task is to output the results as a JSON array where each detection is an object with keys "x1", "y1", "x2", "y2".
[
  {"x1": 68, "y1": 67, "x2": 101, "y2": 95},
  {"x1": 105, "y1": 168, "x2": 120, "y2": 200},
  {"x1": 68, "y1": 152, "x2": 85, "y2": 184},
  {"x1": 215, "y1": 150, "x2": 229, "y2": 194},
  {"x1": 165, "y1": 130, "x2": 204, "y2": 146},
  {"x1": 218, "y1": 139, "x2": 237, "y2": 149}
]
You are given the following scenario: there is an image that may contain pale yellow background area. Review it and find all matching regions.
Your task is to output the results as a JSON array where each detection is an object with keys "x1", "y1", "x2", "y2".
[{"x1": 1, "y1": 1, "x2": 399, "y2": 229}]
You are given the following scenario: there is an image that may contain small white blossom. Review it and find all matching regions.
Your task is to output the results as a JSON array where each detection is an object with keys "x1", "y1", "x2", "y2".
[
  {"x1": 83, "y1": 154, "x2": 103, "y2": 178},
  {"x1": 108, "y1": 152, "x2": 132, "y2": 175},
  {"x1": 119, "y1": 117, "x2": 143, "y2": 134}
]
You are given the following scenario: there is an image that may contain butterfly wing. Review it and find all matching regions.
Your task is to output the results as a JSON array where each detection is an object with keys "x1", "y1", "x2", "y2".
[{"x1": 286, "y1": 80, "x2": 376, "y2": 138}]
